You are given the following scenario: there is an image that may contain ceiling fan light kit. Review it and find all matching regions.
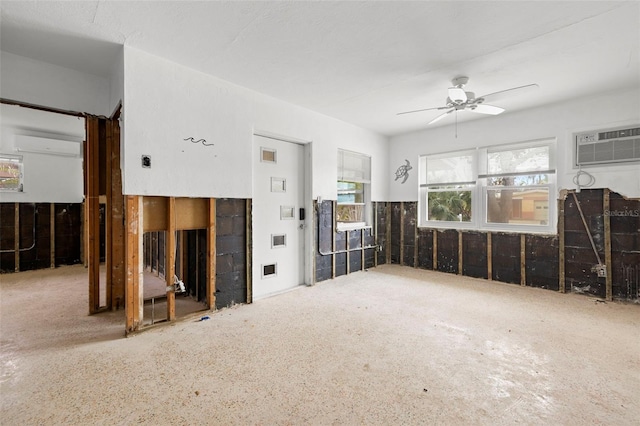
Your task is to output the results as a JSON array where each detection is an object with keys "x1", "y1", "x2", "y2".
[{"x1": 398, "y1": 76, "x2": 539, "y2": 126}]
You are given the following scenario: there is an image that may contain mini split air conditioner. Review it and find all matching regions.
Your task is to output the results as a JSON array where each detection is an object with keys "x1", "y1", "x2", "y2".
[
  {"x1": 14, "y1": 135, "x2": 81, "y2": 157},
  {"x1": 574, "y1": 125, "x2": 640, "y2": 167}
]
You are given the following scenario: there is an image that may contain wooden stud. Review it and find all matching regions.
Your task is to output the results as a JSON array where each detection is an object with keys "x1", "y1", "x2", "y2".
[
  {"x1": 246, "y1": 199, "x2": 253, "y2": 302},
  {"x1": 361, "y1": 228, "x2": 365, "y2": 270},
  {"x1": 105, "y1": 120, "x2": 113, "y2": 311},
  {"x1": 14, "y1": 203, "x2": 19, "y2": 272},
  {"x1": 82, "y1": 140, "x2": 88, "y2": 267},
  {"x1": 399, "y1": 202, "x2": 405, "y2": 265},
  {"x1": 386, "y1": 203, "x2": 391, "y2": 265},
  {"x1": 604, "y1": 189, "x2": 612, "y2": 301},
  {"x1": 50, "y1": 203, "x2": 55, "y2": 268},
  {"x1": 166, "y1": 197, "x2": 176, "y2": 320},
  {"x1": 206, "y1": 198, "x2": 217, "y2": 310},
  {"x1": 458, "y1": 231, "x2": 463, "y2": 275},
  {"x1": 346, "y1": 230, "x2": 350, "y2": 275},
  {"x1": 125, "y1": 195, "x2": 142, "y2": 333},
  {"x1": 432, "y1": 229, "x2": 438, "y2": 270},
  {"x1": 108, "y1": 118, "x2": 125, "y2": 310},
  {"x1": 86, "y1": 116, "x2": 101, "y2": 314},
  {"x1": 487, "y1": 233, "x2": 493, "y2": 280},
  {"x1": 520, "y1": 234, "x2": 526, "y2": 286},
  {"x1": 414, "y1": 215, "x2": 418, "y2": 268},
  {"x1": 332, "y1": 201, "x2": 336, "y2": 279},
  {"x1": 558, "y1": 193, "x2": 566, "y2": 293},
  {"x1": 373, "y1": 202, "x2": 378, "y2": 268}
]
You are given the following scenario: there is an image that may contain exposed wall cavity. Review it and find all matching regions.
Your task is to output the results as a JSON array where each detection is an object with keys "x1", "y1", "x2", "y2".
[
  {"x1": 372, "y1": 190, "x2": 638, "y2": 301},
  {"x1": 0, "y1": 202, "x2": 82, "y2": 273}
]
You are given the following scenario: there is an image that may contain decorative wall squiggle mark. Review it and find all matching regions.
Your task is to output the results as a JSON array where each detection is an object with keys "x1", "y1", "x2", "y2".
[
  {"x1": 184, "y1": 137, "x2": 214, "y2": 147},
  {"x1": 394, "y1": 159, "x2": 412, "y2": 184}
]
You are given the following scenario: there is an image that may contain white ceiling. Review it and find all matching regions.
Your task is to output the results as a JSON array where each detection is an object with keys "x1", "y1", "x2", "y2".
[{"x1": 1, "y1": 1, "x2": 639, "y2": 136}]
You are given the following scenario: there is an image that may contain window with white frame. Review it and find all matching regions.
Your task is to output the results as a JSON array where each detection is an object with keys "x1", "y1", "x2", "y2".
[
  {"x1": 419, "y1": 139, "x2": 556, "y2": 232},
  {"x1": 419, "y1": 150, "x2": 476, "y2": 225},
  {"x1": 337, "y1": 149, "x2": 371, "y2": 227},
  {"x1": 0, "y1": 154, "x2": 24, "y2": 192}
]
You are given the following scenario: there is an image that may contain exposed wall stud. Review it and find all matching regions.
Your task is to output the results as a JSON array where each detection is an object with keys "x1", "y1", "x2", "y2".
[
  {"x1": 332, "y1": 201, "x2": 336, "y2": 279},
  {"x1": 166, "y1": 197, "x2": 176, "y2": 320},
  {"x1": 487, "y1": 233, "x2": 493, "y2": 280},
  {"x1": 399, "y1": 202, "x2": 405, "y2": 266},
  {"x1": 386, "y1": 203, "x2": 391, "y2": 265},
  {"x1": 604, "y1": 189, "x2": 612, "y2": 301},
  {"x1": 14, "y1": 203, "x2": 19, "y2": 272},
  {"x1": 458, "y1": 231, "x2": 463, "y2": 275},
  {"x1": 50, "y1": 203, "x2": 55, "y2": 268},
  {"x1": 520, "y1": 234, "x2": 526, "y2": 286},
  {"x1": 246, "y1": 199, "x2": 253, "y2": 302},
  {"x1": 86, "y1": 116, "x2": 101, "y2": 314},
  {"x1": 558, "y1": 193, "x2": 566, "y2": 293},
  {"x1": 432, "y1": 229, "x2": 438, "y2": 270},
  {"x1": 207, "y1": 198, "x2": 216, "y2": 309},
  {"x1": 125, "y1": 195, "x2": 142, "y2": 333}
]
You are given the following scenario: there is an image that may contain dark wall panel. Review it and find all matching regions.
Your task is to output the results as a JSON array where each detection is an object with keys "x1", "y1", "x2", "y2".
[
  {"x1": 0, "y1": 204, "x2": 16, "y2": 272},
  {"x1": 491, "y1": 233, "x2": 520, "y2": 284},
  {"x1": 375, "y1": 202, "x2": 388, "y2": 265},
  {"x1": 402, "y1": 202, "x2": 417, "y2": 267},
  {"x1": 436, "y1": 230, "x2": 458, "y2": 274},
  {"x1": 54, "y1": 204, "x2": 82, "y2": 267},
  {"x1": 526, "y1": 235, "x2": 558, "y2": 290},
  {"x1": 390, "y1": 203, "x2": 401, "y2": 264},
  {"x1": 462, "y1": 232, "x2": 487, "y2": 279},
  {"x1": 417, "y1": 228, "x2": 433, "y2": 270},
  {"x1": 216, "y1": 198, "x2": 247, "y2": 309}
]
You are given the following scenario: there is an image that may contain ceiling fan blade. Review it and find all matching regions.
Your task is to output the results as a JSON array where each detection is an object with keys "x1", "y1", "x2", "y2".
[
  {"x1": 448, "y1": 87, "x2": 467, "y2": 103},
  {"x1": 470, "y1": 104, "x2": 504, "y2": 115},
  {"x1": 428, "y1": 109, "x2": 454, "y2": 125},
  {"x1": 397, "y1": 106, "x2": 449, "y2": 116},
  {"x1": 477, "y1": 83, "x2": 539, "y2": 103}
]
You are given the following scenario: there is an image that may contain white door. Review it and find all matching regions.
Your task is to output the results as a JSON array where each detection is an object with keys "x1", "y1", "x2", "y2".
[{"x1": 253, "y1": 135, "x2": 305, "y2": 299}]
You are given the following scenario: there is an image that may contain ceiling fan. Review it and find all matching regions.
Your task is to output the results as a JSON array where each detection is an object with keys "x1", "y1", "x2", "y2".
[{"x1": 398, "y1": 76, "x2": 539, "y2": 125}]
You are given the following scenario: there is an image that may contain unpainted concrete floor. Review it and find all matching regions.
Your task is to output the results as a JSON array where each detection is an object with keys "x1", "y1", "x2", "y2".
[{"x1": 1, "y1": 264, "x2": 639, "y2": 424}]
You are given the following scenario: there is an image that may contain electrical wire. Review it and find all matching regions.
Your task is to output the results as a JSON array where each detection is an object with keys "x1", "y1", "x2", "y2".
[{"x1": 572, "y1": 166, "x2": 596, "y2": 192}]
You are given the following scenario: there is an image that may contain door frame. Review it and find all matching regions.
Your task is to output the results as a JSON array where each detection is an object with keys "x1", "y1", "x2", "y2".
[{"x1": 252, "y1": 130, "x2": 313, "y2": 290}]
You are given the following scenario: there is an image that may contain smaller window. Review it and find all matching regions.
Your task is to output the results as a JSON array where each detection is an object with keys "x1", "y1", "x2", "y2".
[
  {"x1": 0, "y1": 155, "x2": 24, "y2": 192},
  {"x1": 337, "y1": 149, "x2": 371, "y2": 227}
]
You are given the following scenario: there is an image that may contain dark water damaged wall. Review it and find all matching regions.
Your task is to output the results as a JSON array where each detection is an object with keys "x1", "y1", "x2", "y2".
[
  {"x1": 314, "y1": 200, "x2": 377, "y2": 283},
  {"x1": 1, "y1": 203, "x2": 82, "y2": 273},
  {"x1": 377, "y1": 189, "x2": 637, "y2": 301},
  {"x1": 215, "y1": 198, "x2": 248, "y2": 309}
]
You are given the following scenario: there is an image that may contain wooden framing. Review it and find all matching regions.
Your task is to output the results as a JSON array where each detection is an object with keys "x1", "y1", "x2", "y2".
[
  {"x1": 108, "y1": 118, "x2": 125, "y2": 309},
  {"x1": 399, "y1": 202, "x2": 405, "y2": 265},
  {"x1": 50, "y1": 203, "x2": 55, "y2": 268},
  {"x1": 432, "y1": 229, "x2": 438, "y2": 270},
  {"x1": 206, "y1": 199, "x2": 216, "y2": 309},
  {"x1": 166, "y1": 198, "x2": 176, "y2": 321},
  {"x1": 458, "y1": 231, "x2": 463, "y2": 275},
  {"x1": 125, "y1": 195, "x2": 143, "y2": 333},
  {"x1": 332, "y1": 201, "x2": 336, "y2": 279},
  {"x1": 246, "y1": 199, "x2": 253, "y2": 302},
  {"x1": 558, "y1": 193, "x2": 566, "y2": 293},
  {"x1": 386, "y1": 203, "x2": 392, "y2": 265},
  {"x1": 86, "y1": 116, "x2": 101, "y2": 314},
  {"x1": 604, "y1": 189, "x2": 612, "y2": 301},
  {"x1": 520, "y1": 234, "x2": 526, "y2": 286},
  {"x1": 487, "y1": 233, "x2": 493, "y2": 280},
  {"x1": 14, "y1": 203, "x2": 19, "y2": 272}
]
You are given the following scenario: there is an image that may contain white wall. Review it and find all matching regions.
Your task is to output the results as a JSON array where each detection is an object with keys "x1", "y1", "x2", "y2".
[
  {"x1": 122, "y1": 46, "x2": 389, "y2": 201},
  {"x1": 109, "y1": 47, "x2": 124, "y2": 117},
  {"x1": 0, "y1": 51, "x2": 111, "y2": 117},
  {"x1": 0, "y1": 104, "x2": 85, "y2": 203},
  {"x1": 389, "y1": 87, "x2": 640, "y2": 201}
]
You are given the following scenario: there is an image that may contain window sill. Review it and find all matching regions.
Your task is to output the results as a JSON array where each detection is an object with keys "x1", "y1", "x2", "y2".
[{"x1": 336, "y1": 222, "x2": 371, "y2": 232}]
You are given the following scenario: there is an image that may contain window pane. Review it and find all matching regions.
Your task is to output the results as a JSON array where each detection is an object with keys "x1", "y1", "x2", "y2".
[
  {"x1": 0, "y1": 156, "x2": 23, "y2": 192},
  {"x1": 338, "y1": 150, "x2": 371, "y2": 183},
  {"x1": 426, "y1": 153, "x2": 474, "y2": 185},
  {"x1": 427, "y1": 190, "x2": 472, "y2": 222},
  {"x1": 337, "y1": 181, "x2": 364, "y2": 203},
  {"x1": 486, "y1": 188, "x2": 549, "y2": 225},
  {"x1": 336, "y1": 204, "x2": 364, "y2": 223},
  {"x1": 487, "y1": 174, "x2": 549, "y2": 186},
  {"x1": 488, "y1": 145, "x2": 550, "y2": 175}
]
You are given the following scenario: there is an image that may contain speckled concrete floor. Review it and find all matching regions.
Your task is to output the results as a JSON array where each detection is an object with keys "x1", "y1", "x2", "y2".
[{"x1": 1, "y1": 264, "x2": 639, "y2": 425}]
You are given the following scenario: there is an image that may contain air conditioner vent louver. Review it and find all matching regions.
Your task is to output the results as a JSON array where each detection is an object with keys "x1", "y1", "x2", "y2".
[{"x1": 575, "y1": 125, "x2": 640, "y2": 167}]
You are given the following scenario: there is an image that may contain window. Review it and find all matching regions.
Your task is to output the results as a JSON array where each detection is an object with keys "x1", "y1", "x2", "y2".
[
  {"x1": 0, "y1": 155, "x2": 24, "y2": 192},
  {"x1": 419, "y1": 139, "x2": 556, "y2": 233},
  {"x1": 420, "y1": 150, "x2": 475, "y2": 225},
  {"x1": 337, "y1": 149, "x2": 371, "y2": 227}
]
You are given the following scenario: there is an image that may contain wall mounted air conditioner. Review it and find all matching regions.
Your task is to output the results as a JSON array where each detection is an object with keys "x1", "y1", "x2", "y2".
[
  {"x1": 574, "y1": 125, "x2": 640, "y2": 167},
  {"x1": 14, "y1": 135, "x2": 82, "y2": 157}
]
